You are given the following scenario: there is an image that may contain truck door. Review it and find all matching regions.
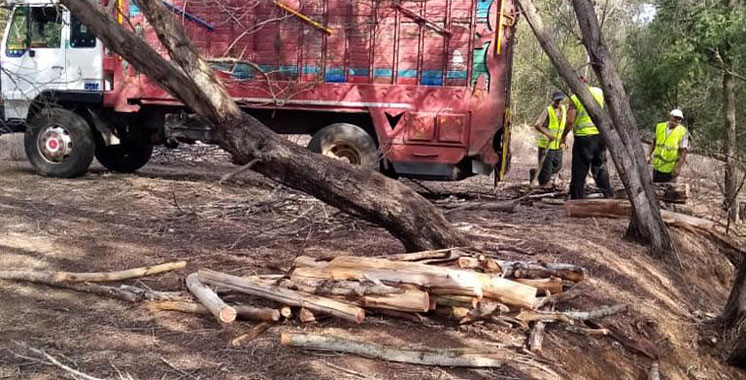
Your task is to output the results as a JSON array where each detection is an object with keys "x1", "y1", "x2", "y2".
[
  {"x1": 66, "y1": 13, "x2": 103, "y2": 92},
  {"x1": 1, "y1": 6, "x2": 67, "y2": 119}
]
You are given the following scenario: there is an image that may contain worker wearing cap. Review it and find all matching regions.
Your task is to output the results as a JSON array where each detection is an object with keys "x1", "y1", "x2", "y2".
[
  {"x1": 647, "y1": 109, "x2": 689, "y2": 183},
  {"x1": 531, "y1": 90, "x2": 567, "y2": 186},
  {"x1": 561, "y1": 76, "x2": 613, "y2": 199}
]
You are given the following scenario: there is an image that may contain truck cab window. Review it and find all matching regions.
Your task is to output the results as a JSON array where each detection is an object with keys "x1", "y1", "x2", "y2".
[
  {"x1": 29, "y1": 7, "x2": 62, "y2": 48},
  {"x1": 6, "y1": 7, "x2": 29, "y2": 51},
  {"x1": 71, "y1": 16, "x2": 96, "y2": 48}
]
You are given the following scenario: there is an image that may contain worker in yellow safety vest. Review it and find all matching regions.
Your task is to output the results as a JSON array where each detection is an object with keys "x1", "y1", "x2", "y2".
[
  {"x1": 560, "y1": 76, "x2": 613, "y2": 199},
  {"x1": 531, "y1": 90, "x2": 567, "y2": 187},
  {"x1": 647, "y1": 109, "x2": 689, "y2": 183}
]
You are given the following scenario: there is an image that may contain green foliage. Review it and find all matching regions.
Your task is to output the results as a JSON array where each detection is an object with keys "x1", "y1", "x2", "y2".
[{"x1": 629, "y1": 0, "x2": 746, "y2": 155}]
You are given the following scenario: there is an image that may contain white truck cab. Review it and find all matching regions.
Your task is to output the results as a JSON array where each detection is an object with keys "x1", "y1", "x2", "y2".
[{"x1": 0, "y1": 2, "x2": 149, "y2": 177}]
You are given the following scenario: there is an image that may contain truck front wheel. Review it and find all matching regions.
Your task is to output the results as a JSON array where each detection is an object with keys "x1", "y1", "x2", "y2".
[
  {"x1": 24, "y1": 109, "x2": 95, "y2": 178},
  {"x1": 95, "y1": 143, "x2": 153, "y2": 173},
  {"x1": 307, "y1": 123, "x2": 378, "y2": 170}
]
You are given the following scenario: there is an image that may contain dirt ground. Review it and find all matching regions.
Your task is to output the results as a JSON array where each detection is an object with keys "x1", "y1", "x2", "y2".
[{"x1": 1, "y1": 132, "x2": 745, "y2": 380}]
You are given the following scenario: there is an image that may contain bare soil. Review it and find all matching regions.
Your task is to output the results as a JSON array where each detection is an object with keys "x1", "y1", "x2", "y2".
[{"x1": 0, "y1": 137, "x2": 744, "y2": 380}]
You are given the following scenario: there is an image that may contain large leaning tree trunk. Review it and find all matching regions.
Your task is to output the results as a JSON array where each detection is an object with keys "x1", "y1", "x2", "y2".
[
  {"x1": 722, "y1": 260, "x2": 746, "y2": 366},
  {"x1": 516, "y1": 0, "x2": 677, "y2": 262},
  {"x1": 59, "y1": 0, "x2": 467, "y2": 251},
  {"x1": 724, "y1": 68, "x2": 738, "y2": 222}
]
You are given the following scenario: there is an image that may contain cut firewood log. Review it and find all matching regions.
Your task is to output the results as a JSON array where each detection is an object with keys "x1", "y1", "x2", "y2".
[
  {"x1": 434, "y1": 306, "x2": 470, "y2": 319},
  {"x1": 146, "y1": 300, "x2": 280, "y2": 321},
  {"x1": 281, "y1": 331, "x2": 509, "y2": 367},
  {"x1": 313, "y1": 257, "x2": 537, "y2": 308},
  {"x1": 564, "y1": 199, "x2": 715, "y2": 230},
  {"x1": 528, "y1": 321, "x2": 546, "y2": 353},
  {"x1": 0, "y1": 261, "x2": 186, "y2": 283},
  {"x1": 457, "y1": 256, "x2": 502, "y2": 273},
  {"x1": 299, "y1": 308, "x2": 316, "y2": 323},
  {"x1": 514, "y1": 277, "x2": 564, "y2": 295},
  {"x1": 497, "y1": 261, "x2": 587, "y2": 282},
  {"x1": 358, "y1": 289, "x2": 430, "y2": 312},
  {"x1": 198, "y1": 269, "x2": 365, "y2": 323},
  {"x1": 280, "y1": 306, "x2": 293, "y2": 319},
  {"x1": 186, "y1": 273, "x2": 236, "y2": 324},
  {"x1": 436, "y1": 295, "x2": 479, "y2": 309},
  {"x1": 291, "y1": 278, "x2": 405, "y2": 297}
]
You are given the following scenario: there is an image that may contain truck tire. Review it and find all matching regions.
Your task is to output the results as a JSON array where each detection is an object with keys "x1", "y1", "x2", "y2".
[
  {"x1": 95, "y1": 143, "x2": 153, "y2": 173},
  {"x1": 24, "y1": 108, "x2": 95, "y2": 178},
  {"x1": 307, "y1": 123, "x2": 379, "y2": 170}
]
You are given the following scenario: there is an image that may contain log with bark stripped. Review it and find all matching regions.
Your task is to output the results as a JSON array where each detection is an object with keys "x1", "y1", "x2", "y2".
[
  {"x1": 0, "y1": 261, "x2": 186, "y2": 283},
  {"x1": 281, "y1": 331, "x2": 509, "y2": 367},
  {"x1": 564, "y1": 199, "x2": 715, "y2": 231},
  {"x1": 198, "y1": 269, "x2": 365, "y2": 323},
  {"x1": 458, "y1": 257, "x2": 587, "y2": 283},
  {"x1": 185, "y1": 273, "x2": 236, "y2": 324},
  {"x1": 146, "y1": 300, "x2": 281, "y2": 321}
]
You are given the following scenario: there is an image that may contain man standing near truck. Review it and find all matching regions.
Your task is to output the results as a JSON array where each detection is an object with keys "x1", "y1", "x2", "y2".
[
  {"x1": 531, "y1": 90, "x2": 566, "y2": 187},
  {"x1": 647, "y1": 109, "x2": 689, "y2": 183},
  {"x1": 561, "y1": 76, "x2": 613, "y2": 199}
]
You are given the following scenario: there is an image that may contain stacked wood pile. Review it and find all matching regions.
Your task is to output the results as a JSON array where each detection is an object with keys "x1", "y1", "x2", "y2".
[{"x1": 1, "y1": 251, "x2": 639, "y2": 369}]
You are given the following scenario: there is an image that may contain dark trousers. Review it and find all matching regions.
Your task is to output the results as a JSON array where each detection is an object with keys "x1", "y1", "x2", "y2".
[
  {"x1": 537, "y1": 148, "x2": 563, "y2": 186},
  {"x1": 570, "y1": 135, "x2": 613, "y2": 199},
  {"x1": 652, "y1": 170, "x2": 674, "y2": 183}
]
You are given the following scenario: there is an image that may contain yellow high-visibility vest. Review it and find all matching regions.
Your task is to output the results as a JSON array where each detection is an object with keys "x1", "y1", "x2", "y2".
[
  {"x1": 653, "y1": 122, "x2": 688, "y2": 173},
  {"x1": 570, "y1": 86, "x2": 604, "y2": 136},
  {"x1": 537, "y1": 104, "x2": 567, "y2": 150}
]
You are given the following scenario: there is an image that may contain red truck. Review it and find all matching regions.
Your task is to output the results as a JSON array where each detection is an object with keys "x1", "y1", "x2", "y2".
[{"x1": 0, "y1": 0, "x2": 518, "y2": 179}]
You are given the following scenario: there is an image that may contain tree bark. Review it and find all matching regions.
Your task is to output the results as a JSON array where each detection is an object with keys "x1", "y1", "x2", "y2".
[
  {"x1": 516, "y1": 0, "x2": 677, "y2": 262},
  {"x1": 724, "y1": 69, "x2": 738, "y2": 221},
  {"x1": 59, "y1": 0, "x2": 466, "y2": 252}
]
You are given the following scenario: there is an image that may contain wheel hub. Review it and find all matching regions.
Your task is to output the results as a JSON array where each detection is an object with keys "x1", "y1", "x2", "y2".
[
  {"x1": 38, "y1": 125, "x2": 73, "y2": 164},
  {"x1": 323, "y1": 142, "x2": 362, "y2": 165}
]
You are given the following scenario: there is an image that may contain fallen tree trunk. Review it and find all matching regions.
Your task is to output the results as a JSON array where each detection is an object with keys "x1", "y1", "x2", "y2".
[
  {"x1": 146, "y1": 300, "x2": 281, "y2": 321},
  {"x1": 185, "y1": 273, "x2": 236, "y2": 324},
  {"x1": 198, "y1": 269, "x2": 365, "y2": 323},
  {"x1": 564, "y1": 199, "x2": 715, "y2": 230},
  {"x1": 280, "y1": 331, "x2": 508, "y2": 367},
  {"x1": 0, "y1": 261, "x2": 186, "y2": 283},
  {"x1": 60, "y1": 0, "x2": 467, "y2": 252}
]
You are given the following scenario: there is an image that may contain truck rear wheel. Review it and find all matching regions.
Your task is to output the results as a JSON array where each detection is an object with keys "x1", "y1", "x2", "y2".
[
  {"x1": 24, "y1": 108, "x2": 95, "y2": 178},
  {"x1": 307, "y1": 123, "x2": 378, "y2": 170},
  {"x1": 95, "y1": 143, "x2": 153, "y2": 173}
]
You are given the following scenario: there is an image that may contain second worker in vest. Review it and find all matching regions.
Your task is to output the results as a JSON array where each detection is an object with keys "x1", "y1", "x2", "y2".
[
  {"x1": 532, "y1": 90, "x2": 567, "y2": 187},
  {"x1": 647, "y1": 109, "x2": 689, "y2": 183},
  {"x1": 560, "y1": 77, "x2": 614, "y2": 199}
]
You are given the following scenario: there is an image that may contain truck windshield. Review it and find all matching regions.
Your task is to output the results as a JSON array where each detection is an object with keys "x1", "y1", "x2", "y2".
[{"x1": 6, "y1": 7, "x2": 62, "y2": 50}]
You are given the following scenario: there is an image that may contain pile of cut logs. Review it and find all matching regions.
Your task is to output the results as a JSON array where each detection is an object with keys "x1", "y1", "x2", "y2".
[{"x1": 169, "y1": 249, "x2": 588, "y2": 326}]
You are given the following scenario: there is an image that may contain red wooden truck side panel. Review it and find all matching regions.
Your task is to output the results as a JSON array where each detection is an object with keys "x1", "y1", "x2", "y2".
[{"x1": 103, "y1": 0, "x2": 518, "y2": 168}]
